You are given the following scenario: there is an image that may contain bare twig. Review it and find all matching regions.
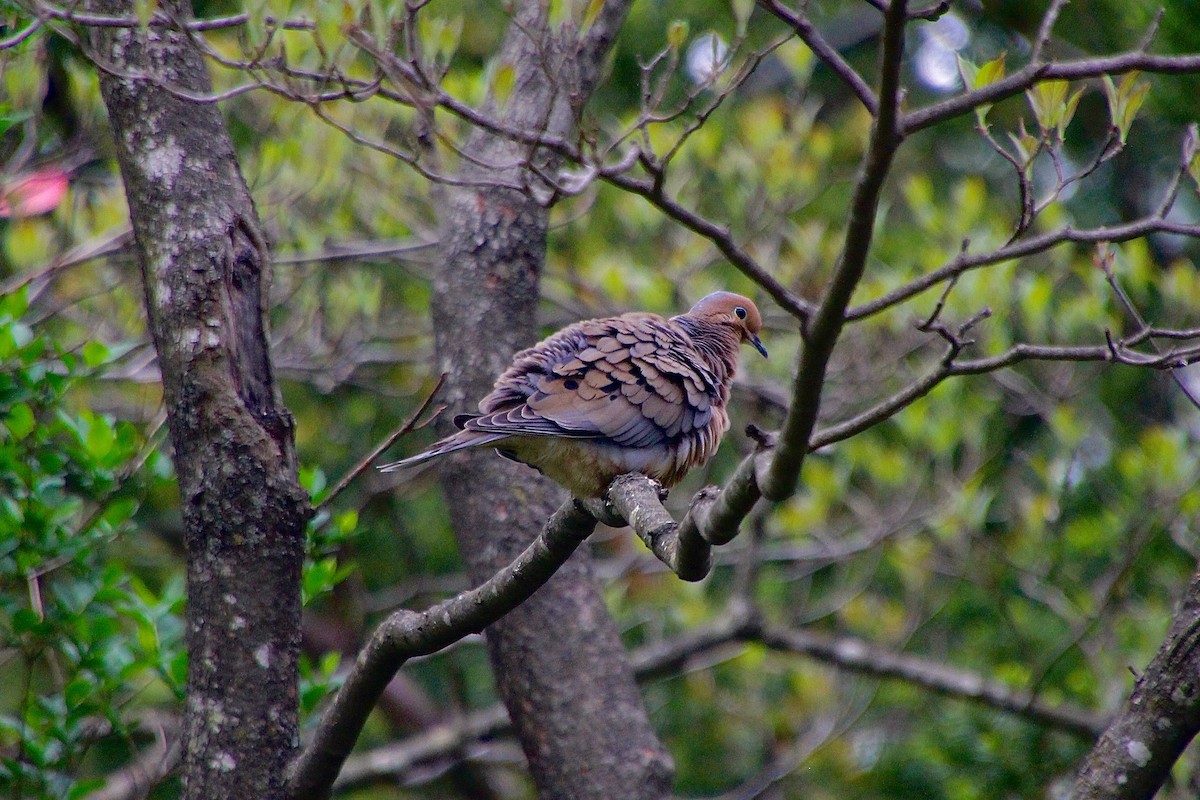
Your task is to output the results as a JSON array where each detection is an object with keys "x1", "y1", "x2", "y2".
[
  {"x1": 761, "y1": 0, "x2": 909, "y2": 502},
  {"x1": 846, "y1": 216, "x2": 1200, "y2": 322},
  {"x1": 757, "y1": 0, "x2": 878, "y2": 114},
  {"x1": 85, "y1": 719, "x2": 181, "y2": 800},
  {"x1": 0, "y1": 226, "x2": 133, "y2": 298},
  {"x1": 750, "y1": 619, "x2": 1106, "y2": 739},
  {"x1": 317, "y1": 375, "x2": 446, "y2": 513}
]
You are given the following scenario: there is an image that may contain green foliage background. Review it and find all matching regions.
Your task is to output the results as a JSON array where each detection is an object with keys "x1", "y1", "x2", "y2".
[{"x1": 3, "y1": 0, "x2": 1200, "y2": 797}]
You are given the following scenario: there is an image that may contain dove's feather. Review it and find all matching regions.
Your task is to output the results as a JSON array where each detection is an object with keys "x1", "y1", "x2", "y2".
[{"x1": 379, "y1": 291, "x2": 766, "y2": 497}]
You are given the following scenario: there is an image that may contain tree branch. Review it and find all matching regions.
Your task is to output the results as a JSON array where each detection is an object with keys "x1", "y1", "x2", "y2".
[
  {"x1": 335, "y1": 605, "x2": 1111, "y2": 791},
  {"x1": 1071, "y1": 571, "x2": 1200, "y2": 798},
  {"x1": 285, "y1": 499, "x2": 597, "y2": 800},
  {"x1": 846, "y1": 216, "x2": 1200, "y2": 322},
  {"x1": 761, "y1": 0, "x2": 908, "y2": 502},
  {"x1": 904, "y1": 54, "x2": 1200, "y2": 136},
  {"x1": 757, "y1": 0, "x2": 878, "y2": 114},
  {"x1": 590, "y1": 474, "x2": 713, "y2": 581},
  {"x1": 749, "y1": 619, "x2": 1107, "y2": 739},
  {"x1": 600, "y1": 167, "x2": 815, "y2": 322}
]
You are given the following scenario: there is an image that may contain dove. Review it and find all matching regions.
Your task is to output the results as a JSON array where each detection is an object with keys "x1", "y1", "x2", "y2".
[{"x1": 381, "y1": 291, "x2": 767, "y2": 498}]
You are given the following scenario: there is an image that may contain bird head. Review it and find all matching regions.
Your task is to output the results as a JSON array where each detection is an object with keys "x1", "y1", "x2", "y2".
[{"x1": 688, "y1": 291, "x2": 768, "y2": 358}]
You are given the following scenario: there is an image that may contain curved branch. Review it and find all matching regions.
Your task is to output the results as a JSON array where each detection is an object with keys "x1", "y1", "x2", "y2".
[
  {"x1": 601, "y1": 169, "x2": 816, "y2": 322},
  {"x1": 285, "y1": 500, "x2": 597, "y2": 800},
  {"x1": 335, "y1": 606, "x2": 1109, "y2": 790},
  {"x1": 592, "y1": 474, "x2": 713, "y2": 581}
]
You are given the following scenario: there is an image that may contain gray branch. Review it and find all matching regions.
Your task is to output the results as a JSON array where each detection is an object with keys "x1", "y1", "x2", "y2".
[{"x1": 285, "y1": 500, "x2": 597, "y2": 800}]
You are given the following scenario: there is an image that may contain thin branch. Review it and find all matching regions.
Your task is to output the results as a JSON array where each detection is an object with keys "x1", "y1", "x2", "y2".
[
  {"x1": 750, "y1": 619, "x2": 1107, "y2": 739},
  {"x1": 846, "y1": 216, "x2": 1200, "y2": 322},
  {"x1": 757, "y1": 0, "x2": 878, "y2": 114},
  {"x1": 285, "y1": 499, "x2": 597, "y2": 800},
  {"x1": 332, "y1": 705, "x2": 510, "y2": 793},
  {"x1": 272, "y1": 238, "x2": 439, "y2": 267},
  {"x1": 20, "y1": 1, "x2": 313, "y2": 31},
  {"x1": 1099, "y1": 244, "x2": 1200, "y2": 412},
  {"x1": 904, "y1": 51, "x2": 1200, "y2": 136},
  {"x1": 0, "y1": 16, "x2": 44, "y2": 49},
  {"x1": 317, "y1": 375, "x2": 446, "y2": 513},
  {"x1": 0, "y1": 226, "x2": 133, "y2": 297},
  {"x1": 1029, "y1": 0, "x2": 1068, "y2": 64},
  {"x1": 85, "y1": 723, "x2": 181, "y2": 800},
  {"x1": 761, "y1": 0, "x2": 908, "y2": 502},
  {"x1": 599, "y1": 166, "x2": 815, "y2": 322}
]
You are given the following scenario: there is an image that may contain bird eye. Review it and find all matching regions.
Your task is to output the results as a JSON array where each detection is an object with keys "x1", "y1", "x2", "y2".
[{"x1": 734, "y1": 306, "x2": 747, "y2": 320}]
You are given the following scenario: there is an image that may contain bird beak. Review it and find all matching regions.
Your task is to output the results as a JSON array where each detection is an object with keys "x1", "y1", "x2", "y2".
[{"x1": 749, "y1": 334, "x2": 768, "y2": 358}]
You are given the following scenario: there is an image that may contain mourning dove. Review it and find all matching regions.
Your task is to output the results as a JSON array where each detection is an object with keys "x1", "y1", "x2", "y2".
[{"x1": 381, "y1": 292, "x2": 767, "y2": 498}]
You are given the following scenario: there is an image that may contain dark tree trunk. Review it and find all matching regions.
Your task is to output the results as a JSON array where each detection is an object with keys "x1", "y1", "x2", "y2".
[
  {"x1": 430, "y1": 2, "x2": 674, "y2": 798},
  {"x1": 1072, "y1": 571, "x2": 1200, "y2": 799},
  {"x1": 90, "y1": 3, "x2": 309, "y2": 798}
]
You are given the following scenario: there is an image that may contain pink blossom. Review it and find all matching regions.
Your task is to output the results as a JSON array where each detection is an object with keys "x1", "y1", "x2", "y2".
[{"x1": 0, "y1": 168, "x2": 70, "y2": 218}]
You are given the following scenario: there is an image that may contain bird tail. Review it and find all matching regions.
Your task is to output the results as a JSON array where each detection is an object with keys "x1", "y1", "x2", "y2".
[{"x1": 378, "y1": 428, "x2": 508, "y2": 473}]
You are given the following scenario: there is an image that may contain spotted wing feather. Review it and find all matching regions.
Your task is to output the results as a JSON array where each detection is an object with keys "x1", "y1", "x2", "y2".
[{"x1": 460, "y1": 314, "x2": 722, "y2": 454}]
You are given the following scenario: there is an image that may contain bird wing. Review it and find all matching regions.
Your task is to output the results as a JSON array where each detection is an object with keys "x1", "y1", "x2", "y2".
[{"x1": 462, "y1": 313, "x2": 722, "y2": 450}]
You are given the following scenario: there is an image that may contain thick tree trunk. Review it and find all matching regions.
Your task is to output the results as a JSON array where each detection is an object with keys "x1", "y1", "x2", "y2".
[
  {"x1": 90, "y1": 4, "x2": 309, "y2": 798},
  {"x1": 430, "y1": 2, "x2": 674, "y2": 798}
]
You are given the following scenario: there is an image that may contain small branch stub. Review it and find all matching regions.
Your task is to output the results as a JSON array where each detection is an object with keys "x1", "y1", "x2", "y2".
[{"x1": 603, "y1": 473, "x2": 714, "y2": 581}]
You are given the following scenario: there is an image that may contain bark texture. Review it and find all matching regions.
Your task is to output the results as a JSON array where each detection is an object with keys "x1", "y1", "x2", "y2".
[
  {"x1": 90, "y1": 4, "x2": 309, "y2": 798},
  {"x1": 430, "y1": 2, "x2": 673, "y2": 797},
  {"x1": 1071, "y1": 571, "x2": 1200, "y2": 799}
]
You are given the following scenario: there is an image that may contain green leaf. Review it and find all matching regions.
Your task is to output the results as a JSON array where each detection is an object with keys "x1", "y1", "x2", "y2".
[
  {"x1": 1007, "y1": 119, "x2": 1039, "y2": 166},
  {"x1": 956, "y1": 54, "x2": 979, "y2": 89},
  {"x1": 6, "y1": 402, "x2": 35, "y2": 440},
  {"x1": 81, "y1": 341, "x2": 110, "y2": 369},
  {"x1": 84, "y1": 415, "x2": 116, "y2": 460},
  {"x1": 13, "y1": 607, "x2": 51, "y2": 635},
  {"x1": 667, "y1": 19, "x2": 689, "y2": 51},
  {"x1": 1103, "y1": 72, "x2": 1151, "y2": 144},
  {"x1": 1059, "y1": 87, "x2": 1085, "y2": 139},
  {"x1": 299, "y1": 465, "x2": 326, "y2": 499},
  {"x1": 961, "y1": 52, "x2": 1006, "y2": 128},
  {"x1": 335, "y1": 509, "x2": 358, "y2": 536},
  {"x1": 975, "y1": 52, "x2": 1007, "y2": 88},
  {"x1": 1026, "y1": 79, "x2": 1076, "y2": 139}
]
